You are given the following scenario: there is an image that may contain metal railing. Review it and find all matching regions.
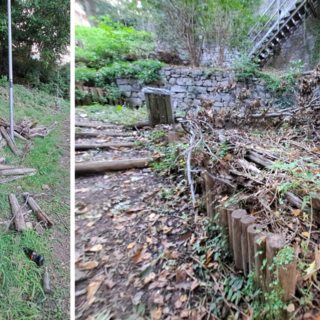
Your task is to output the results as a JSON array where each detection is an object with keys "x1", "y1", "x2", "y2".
[{"x1": 248, "y1": 0, "x2": 299, "y2": 50}]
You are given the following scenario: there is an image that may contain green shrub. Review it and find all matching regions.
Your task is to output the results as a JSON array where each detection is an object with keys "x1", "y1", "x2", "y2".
[{"x1": 75, "y1": 67, "x2": 97, "y2": 83}]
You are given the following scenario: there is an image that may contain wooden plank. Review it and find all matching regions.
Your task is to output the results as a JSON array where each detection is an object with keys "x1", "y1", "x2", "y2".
[
  {"x1": 157, "y1": 95, "x2": 168, "y2": 124},
  {"x1": 165, "y1": 95, "x2": 174, "y2": 124}
]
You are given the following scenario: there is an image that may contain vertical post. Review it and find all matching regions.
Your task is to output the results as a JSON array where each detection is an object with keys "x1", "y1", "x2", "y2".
[
  {"x1": 277, "y1": 0, "x2": 280, "y2": 31},
  {"x1": 7, "y1": 0, "x2": 14, "y2": 141}
]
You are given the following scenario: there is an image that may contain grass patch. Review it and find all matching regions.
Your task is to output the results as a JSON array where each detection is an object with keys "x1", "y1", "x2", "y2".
[
  {"x1": 0, "y1": 84, "x2": 70, "y2": 319},
  {"x1": 76, "y1": 104, "x2": 148, "y2": 125}
]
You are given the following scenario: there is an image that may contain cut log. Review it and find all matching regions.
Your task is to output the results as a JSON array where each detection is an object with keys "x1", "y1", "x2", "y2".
[
  {"x1": 75, "y1": 131, "x2": 133, "y2": 138},
  {"x1": 266, "y1": 234, "x2": 285, "y2": 293},
  {"x1": 75, "y1": 158, "x2": 152, "y2": 174},
  {"x1": 245, "y1": 150, "x2": 274, "y2": 167},
  {"x1": 0, "y1": 164, "x2": 17, "y2": 170},
  {"x1": 241, "y1": 215, "x2": 256, "y2": 276},
  {"x1": 254, "y1": 232, "x2": 267, "y2": 291},
  {"x1": 21, "y1": 142, "x2": 32, "y2": 161},
  {"x1": 37, "y1": 121, "x2": 58, "y2": 137},
  {"x1": 75, "y1": 121, "x2": 123, "y2": 129},
  {"x1": 0, "y1": 172, "x2": 37, "y2": 184},
  {"x1": 25, "y1": 196, "x2": 53, "y2": 228},
  {"x1": 9, "y1": 194, "x2": 26, "y2": 231},
  {"x1": 0, "y1": 126, "x2": 22, "y2": 156},
  {"x1": 284, "y1": 192, "x2": 306, "y2": 209},
  {"x1": 0, "y1": 168, "x2": 37, "y2": 176},
  {"x1": 13, "y1": 131, "x2": 27, "y2": 141},
  {"x1": 0, "y1": 117, "x2": 23, "y2": 132},
  {"x1": 226, "y1": 204, "x2": 237, "y2": 251},
  {"x1": 75, "y1": 142, "x2": 137, "y2": 150},
  {"x1": 231, "y1": 209, "x2": 247, "y2": 270},
  {"x1": 247, "y1": 224, "x2": 263, "y2": 273}
]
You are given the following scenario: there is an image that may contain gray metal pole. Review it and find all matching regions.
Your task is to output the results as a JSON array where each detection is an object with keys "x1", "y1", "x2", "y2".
[{"x1": 7, "y1": 0, "x2": 14, "y2": 141}]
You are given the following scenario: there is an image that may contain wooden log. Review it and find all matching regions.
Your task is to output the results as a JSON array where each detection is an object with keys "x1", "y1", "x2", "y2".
[
  {"x1": 247, "y1": 224, "x2": 263, "y2": 273},
  {"x1": 0, "y1": 164, "x2": 17, "y2": 170},
  {"x1": 0, "y1": 117, "x2": 23, "y2": 132},
  {"x1": 75, "y1": 142, "x2": 137, "y2": 150},
  {"x1": 75, "y1": 131, "x2": 133, "y2": 138},
  {"x1": 278, "y1": 256, "x2": 297, "y2": 302},
  {"x1": 226, "y1": 204, "x2": 237, "y2": 251},
  {"x1": 231, "y1": 209, "x2": 247, "y2": 270},
  {"x1": 284, "y1": 192, "x2": 307, "y2": 209},
  {"x1": 217, "y1": 202, "x2": 229, "y2": 239},
  {"x1": 0, "y1": 168, "x2": 37, "y2": 176},
  {"x1": 203, "y1": 172, "x2": 215, "y2": 219},
  {"x1": 75, "y1": 121, "x2": 123, "y2": 129},
  {"x1": 36, "y1": 121, "x2": 58, "y2": 138},
  {"x1": 126, "y1": 121, "x2": 154, "y2": 128},
  {"x1": 13, "y1": 131, "x2": 27, "y2": 141},
  {"x1": 254, "y1": 232, "x2": 267, "y2": 291},
  {"x1": 25, "y1": 196, "x2": 53, "y2": 228},
  {"x1": 266, "y1": 234, "x2": 286, "y2": 293},
  {"x1": 245, "y1": 150, "x2": 274, "y2": 167},
  {"x1": 21, "y1": 142, "x2": 32, "y2": 161},
  {"x1": 0, "y1": 126, "x2": 22, "y2": 156},
  {"x1": 9, "y1": 194, "x2": 26, "y2": 231},
  {"x1": 75, "y1": 158, "x2": 152, "y2": 174},
  {"x1": 241, "y1": 215, "x2": 256, "y2": 276},
  {"x1": 0, "y1": 172, "x2": 37, "y2": 184}
]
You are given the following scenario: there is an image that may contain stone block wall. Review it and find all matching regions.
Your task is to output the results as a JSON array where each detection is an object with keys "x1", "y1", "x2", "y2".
[{"x1": 117, "y1": 67, "x2": 293, "y2": 109}]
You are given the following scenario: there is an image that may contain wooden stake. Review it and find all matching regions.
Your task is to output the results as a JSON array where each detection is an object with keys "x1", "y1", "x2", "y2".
[
  {"x1": 217, "y1": 202, "x2": 229, "y2": 239},
  {"x1": 25, "y1": 196, "x2": 53, "y2": 228},
  {"x1": 9, "y1": 194, "x2": 26, "y2": 231},
  {"x1": 266, "y1": 234, "x2": 285, "y2": 293},
  {"x1": 203, "y1": 172, "x2": 215, "y2": 219},
  {"x1": 75, "y1": 158, "x2": 152, "y2": 174},
  {"x1": 278, "y1": 256, "x2": 297, "y2": 302},
  {"x1": 247, "y1": 224, "x2": 263, "y2": 273},
  {"x1": 21, "y1": 142, "x2": 32, "y2": 161},
  {"x1": 254, "y1": 232, "x2": 267, "y2": 291},
  {"x1": 231, "y1": 209, "x2": 247, "y2": 270},
  {"x1": 0, "y1": 126, "x2": 22, "y2": 156},
  {"x1": 241, "y1": 215, "x2": 256, "y2": 276},
  {"x1": 226, "y1": 204, "x2": 236, "y2": 251}
]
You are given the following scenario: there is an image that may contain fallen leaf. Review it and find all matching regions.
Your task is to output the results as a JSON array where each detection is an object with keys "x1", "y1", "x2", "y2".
[
  {"x1": 149, "y1": 280, "x2": 167, "y2": 289},
  {"x1": 287, "y1": 303, "x2": 295, "y2": 312},
  {"x1": 126, "y1": 205, "x2": 145, "y2": 213},
  {"x1": 171, "y1": 251, "x2": 179, "y2": 259},
  {"x1": 181, "y1": 310, "x2": 190, "y2": 318},
  {"x1": 86, "y1": 282, "x2": 101, "y2": 303},
  {"x1": 80, "y1": 261, "x2": 98, "y2": 270},
  {"x1": 162, "y1": 239, "x2": 175, "y2": 249},
  {"x1": 161, "y1": 226, "x2": 172, "y2": 234},
  {"x1": 143, "y1": 272, "x2": 156, "y2": 285},
  {"x1": 115, "y1": 225, "x2": 124, "y2": 230},
  {"x1": 127, "y1": 242, "x2": 136, "y2": 249},
  {"x1": 142, "y1": 252, "x2": 152, "y2": 260},
  {"x1": 223, "y1": 154, "x2": 232, "y2": 161},
  {"x1": 180, "y1": 294, "x2": 187, "y2": 302},
  {"x1": 152, "y1": 309, "x2": 162, "y2": 320},
  {"x1": 132, "y1": 291, "x2": 144, "y2": 305},
  {"x1": 178, "y1": 233, "x2": 192, "y2": 243},
  {"x1": 146, "y1": 237, "x2": 153, "y2": 244},
  {"x1": 191, "y1": 279, "x2": 200, "y2": 291},
  {"x1": 292, "y1": 209, "x2": 302, "y2": 216},
  {"x1": 75, "y1": 188, "x2": 89, "y2": 193},
  {"x1": 311, "y1": 148, "x2": 320, "y2": 152},
  {"x1": 133, "y1": 248, "x2": 146, "y2": 264},
  {"x1": 104, "y1": 279, "x2": 115, "y2": 289},
  {"x1": 87, "y1": 221, "x2": 96, "y2": 227},
  {"x1": 303, "y1": 260, "x2": 317, "y2": 281},
  {"x1": 176, "y1": 269, "x2": 186, "y2": 284},
  {"x1": 153, "y1": 293, "x2": 164, "y2": 304},
  {"x1": 85, "y1": 244, "x2": 103, "y2": 252},
  {"x1": 302, "y1": 232, "x2": 309, "y2": 238},
  {"x1": 175, "y1": 300, "x2": 182, "y2": 308}
]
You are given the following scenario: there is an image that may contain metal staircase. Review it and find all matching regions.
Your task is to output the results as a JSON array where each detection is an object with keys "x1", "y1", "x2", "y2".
[{"x1": 247, "y1": 0, "x2": 318, "y2": 66}]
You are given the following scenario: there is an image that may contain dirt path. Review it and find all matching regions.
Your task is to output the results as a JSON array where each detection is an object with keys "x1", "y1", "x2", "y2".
[{"x1": 74, "y1": 120, "x2": 216, "y2": 320}]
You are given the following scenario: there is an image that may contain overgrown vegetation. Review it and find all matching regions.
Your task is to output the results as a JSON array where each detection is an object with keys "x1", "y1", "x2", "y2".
[{"x1": 234, "y1": 52, "x2": 305, "y2": 95}]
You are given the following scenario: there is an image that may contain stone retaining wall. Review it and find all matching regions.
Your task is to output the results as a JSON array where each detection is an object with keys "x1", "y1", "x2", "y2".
[{"x1": 117, "y1": 67, "x2": 294, "y2": 109}]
